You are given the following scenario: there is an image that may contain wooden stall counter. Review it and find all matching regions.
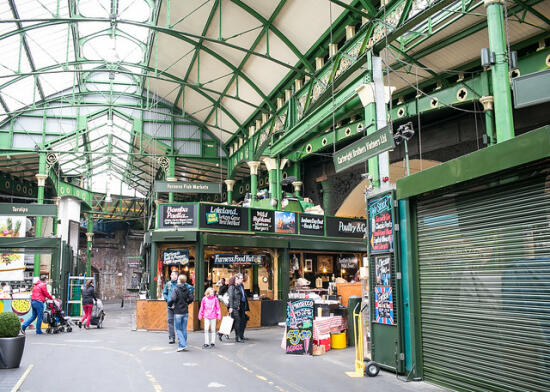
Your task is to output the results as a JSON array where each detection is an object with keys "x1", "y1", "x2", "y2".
[
  {"x1": 136, "y1": 299, "x2": 199, "y2": 331},
  {"x1": 336, "y1": 282, "x2": 362, "y2": 308}
]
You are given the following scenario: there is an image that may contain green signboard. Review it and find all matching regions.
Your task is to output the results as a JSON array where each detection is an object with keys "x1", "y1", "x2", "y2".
[
  {"x1": 0, "y1": 203, "x2": 57, "y2": 217},
  {"x1": 333, "y1": 126, "x2": 394, "y2": 173},
  {"x1": 154, "y1": 181, "x2": 222, "y2": 194}
]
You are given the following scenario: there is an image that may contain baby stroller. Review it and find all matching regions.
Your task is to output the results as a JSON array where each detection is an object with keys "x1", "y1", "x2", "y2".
[
  {"x1": 44, "y1": 298, "x2": 73, "y2": 334},
  {"x1": 89, "y1": 299, "x2": 105, "y2": 328}
]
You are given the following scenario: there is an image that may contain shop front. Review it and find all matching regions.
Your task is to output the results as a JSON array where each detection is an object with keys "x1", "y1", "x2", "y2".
[{"x1": 138, "y1": 202, "x2": 368, "y2": 332}]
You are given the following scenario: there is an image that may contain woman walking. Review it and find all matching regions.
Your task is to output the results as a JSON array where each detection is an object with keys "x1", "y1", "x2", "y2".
[
  {"x1": 198, "y1": 287, "x2": 221, "y2": 349},
  {"x1": 79, "y1": 279, "x2": 96, "y2": 329}
]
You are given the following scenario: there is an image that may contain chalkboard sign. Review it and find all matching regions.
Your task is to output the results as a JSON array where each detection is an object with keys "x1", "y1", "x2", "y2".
[
  {"x1": 199, "y1": 204, "x2": 248, "y2": 231},
  {"x1": 251, "y1": 209, "x2": 274, "y2": 233},
  {"x1": 159, "y1": 204, "x2": 196, "y2": 229},
  {"x1": 299, "y1": 214, "x2": 325, "y2": 236},
  {"x1": 367, "y1": 193, "x2": 394, "y2": 254},
  {"x1": 286, "y1": 299, "x2": 314, "y2": 355},
  {"x1": 326, "y1": 217, "x2": 366, "y2": 238},
  {"x1": 163, "y1": 249, "x2": 190, "y2": 265}
]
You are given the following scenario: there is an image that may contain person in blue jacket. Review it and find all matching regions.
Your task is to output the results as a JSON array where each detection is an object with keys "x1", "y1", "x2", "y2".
[{"x1": 163, "y1": 271, "x2": 178, "y2": 344}]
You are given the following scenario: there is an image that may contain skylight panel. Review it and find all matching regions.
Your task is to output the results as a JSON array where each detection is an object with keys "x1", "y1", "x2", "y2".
[
  {"x1": 82, "y1": 36, "x2": 144, "y2": 64},
  {"x1": 15, "y1": 0, "x2": 69, "y2": 20},
  {"x1": 25, "y1": 24, "x2": 75, "y2": 69},
  {"x1": 40, "y1": 72, "x2": 76, "y2": 98},
  {"x1": 77, "y1": 21, "x2": 110, "y2": 38},
  {"x1": 1, "y1": 76, "x2": 39, "y2": 112},
  {"x1": 118, "y1": 24, "x2": 150, "y2": 43},
  {"x1": 0, "y1": 1, "x2": 16, "y2": 36},
  {"x1": 118, "y1": 0, "x2": 152, "y2": 23},
  {"x1": 0, "y1": 35, "x2": 32, "y2": 76},
  {"x1": 78, "y1": 0, "x2": 111, "y2": 18}
]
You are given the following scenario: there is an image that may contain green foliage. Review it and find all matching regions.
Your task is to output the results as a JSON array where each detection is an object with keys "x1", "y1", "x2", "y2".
[{"x1": 0, "y1": 312, "x2": 21, "y2": 338}]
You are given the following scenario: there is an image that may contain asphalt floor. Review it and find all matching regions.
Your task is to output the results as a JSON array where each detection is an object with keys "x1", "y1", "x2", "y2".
[{"x1": 1, "y1": 302, "x2": 449, "y2": 392}]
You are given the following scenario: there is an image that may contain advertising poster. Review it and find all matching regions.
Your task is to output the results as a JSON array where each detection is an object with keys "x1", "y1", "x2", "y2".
[
  {"x1": 368, "y1": 193, "x2": 394, "y2": 254},
  {"x1": 374, "y1": 286, "x2": 394, "y2": 325},
  {"x1": 286, "y1": 299, "x2": 314, "y2": 355},
  {"x1": 251, "y1": 209, "x2": 274, "y2": 233},
  {"x1": 159, "y1": 204, "x2": 196, "y2": 229},
  {"x1": 0, "y1": 299, "x2": 40, "y2": 328},
  {"x1": 0, "y1": 216, "x2": 26, "y2": 281},
  {"x1": 274, "y1": 211, "x2": 296, "y2": 234},
  {"x1": 299, "y1": 214, "x2": 324, "y2": 236},
  {"x1": 375, "y1": 256, "x2": 391, "y2": 286},
  {"x1": 199, "y1": 204, "x2": 248, "y2": 231}
]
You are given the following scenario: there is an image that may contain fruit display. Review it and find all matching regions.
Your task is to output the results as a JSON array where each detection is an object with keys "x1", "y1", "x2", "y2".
[
  {"x1": 11, "y1": 299, "x2": 31, "y2": 315},
  {"x1": 0, "y1": 218, "x2": 22, "y2": 238}
]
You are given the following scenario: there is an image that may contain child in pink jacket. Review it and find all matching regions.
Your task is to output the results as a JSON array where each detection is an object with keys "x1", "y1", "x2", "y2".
[{"x1": 198, "y1": 287, "x2": 221, "y2": 348}]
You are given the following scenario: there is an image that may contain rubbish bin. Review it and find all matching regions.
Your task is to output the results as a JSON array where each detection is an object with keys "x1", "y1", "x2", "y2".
[{"x1": 347, "y1": 295, "x2": 362, "y2": 347}]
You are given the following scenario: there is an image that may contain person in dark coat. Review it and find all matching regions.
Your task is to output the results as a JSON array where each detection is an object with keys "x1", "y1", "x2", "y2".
[
  {"x1": 79, "y1": 279, "x2": 97, "y2": 329},
  {"x1": 228, "y1": 273, "x2": 248, "y2": 343},
  {"x1": 168, "y1": 274, "x2": 194, "y2": 351},
  {"x1": 217, "y1": 278, "x2": 228, "y2": 296}
]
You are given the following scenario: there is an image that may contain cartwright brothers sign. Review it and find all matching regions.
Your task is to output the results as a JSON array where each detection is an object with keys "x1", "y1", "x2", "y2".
[{"x1": 333, "y1": 126, "x2": 395, "y2": 173}]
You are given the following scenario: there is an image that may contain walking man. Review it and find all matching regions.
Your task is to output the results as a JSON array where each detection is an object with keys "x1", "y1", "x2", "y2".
[
  {"x1": 168, "y1": 274, "x2": 194, "y2": 352},
  {"x1": 22, "y1": 275, "x2": 52, "y2": 334},
  {"x1": 228, "y1": 273, "x2": 248, "y2": 343},
  {"x1": 163, "y1": 271, "x2": 178, "y2": 344}
]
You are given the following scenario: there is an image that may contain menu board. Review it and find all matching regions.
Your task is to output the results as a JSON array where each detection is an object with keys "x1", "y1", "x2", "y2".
[
  {"x1": 162, "y1": 249, "x2": 189, "y2": 265},
  {"x1": 325, "y1": 217, "x2": 366, "y2": 238},
  {"x1": 286, "y1": 299, "x2": 314, "y2": 355},
  {"x1": 374, "y1": 286, "x2": 394, "y2": 325},
  {"x1": 159, "y1": 204, "x2": 196, "y2": 229},
  {"x1": 199, "y1": 204, "x2": 248, "y2": 231},
  {"x1": 368, "y1": 193, "x2": 394, "y2": 254},
  {"x1": 251, "y1": 209, "x2": 274, "y2": 233},
  {"x1": 299, "y1": 214, "x2": 325, "y2": 236},
  {"x1": 338, "y1": 254, "x2": 358, "y2": 269}
]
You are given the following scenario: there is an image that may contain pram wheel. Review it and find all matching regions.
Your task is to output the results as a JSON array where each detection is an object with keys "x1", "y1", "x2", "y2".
[
  {"x1": 46, "y1": 327, "x2": 52, "y2": 334},
  {"x1": 365, "y1": 361, "x2": 380, "y2": 377},
  {"x1": 67, "y1": 327, "x2": 72, "y2": 332}
]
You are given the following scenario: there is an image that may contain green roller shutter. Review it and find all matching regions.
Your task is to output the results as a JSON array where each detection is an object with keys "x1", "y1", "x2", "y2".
[{"x1": 416, "y1": 169, "x2": 550, "y2": 392}]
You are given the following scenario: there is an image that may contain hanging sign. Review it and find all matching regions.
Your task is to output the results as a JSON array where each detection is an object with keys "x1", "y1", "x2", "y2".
[
  {"x1": 286, "y1": 299, "x2": 314, "y2": 355},
  {"x1": 326, "y1": 217, "x2": 366, "y2": 238},
  {"x1": 374, "y1": 286, "x2": 394, "y2": 325},
  {"x1": 338, "y1": 254, "x2": 358, "y2": 269},
  {"x1": 333, "y1": 126, "x2": 394, "y2": 173},
  {"x1": 154, "y1": 181, "x2": 221, "y2": 194},
  {"x1": 199, "y1": 204, "x2": 248, "y2": 231},
  {"x1": 299, "y1": 214, "x2": 325, "y2": 236},
  {"x1": 159, "y1": 204, "x2": 196, "y2": 229},
  {"x1": 251, "y1": 209, "x2": 274, "y2": 233},
  {"x1": 213, "y1": 254, "x2": 262, "y2": 265},
  {"x1": 0, "y1": 203, "x2": 57, "y2": 217},
  {"x1": 162, "y1": 249, "x2": 190, "y2": 265},
  {"x1": 274, "y1": 211, "x2": 297, "y2": 234},
  {"x1": 368, "y1": 193, "x2": 394, "y2": 254}
]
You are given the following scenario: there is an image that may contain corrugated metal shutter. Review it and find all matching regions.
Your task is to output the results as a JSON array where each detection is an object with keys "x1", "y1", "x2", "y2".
[{"x1": 416, "y1": 169, "x2": 550, "y2": 392}]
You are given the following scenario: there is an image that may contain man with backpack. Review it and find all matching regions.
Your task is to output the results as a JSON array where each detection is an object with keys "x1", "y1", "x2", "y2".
[{"x1": 167, "y1": 274, "x2": 194, "y2": 351}]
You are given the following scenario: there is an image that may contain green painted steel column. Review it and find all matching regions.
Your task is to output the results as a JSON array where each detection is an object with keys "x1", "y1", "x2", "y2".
[
  {"x1": 292, "y1": 181, "x2": 303, "y2": 197},
  {"x1": 480, "y1": 71, "x2": 496, "y2": 145},
  {"x1": 484, "y1": 0, "x2": 514, "y2": 142},
  {"x1": 34, "y1": 153, "x2": 47, "y2": 277},
  {"x1": 167, "y1": 156, "x2": 176, "y2": 203},
  {"x1": 149, "y1": 241, "x2": 158, "y2": 299},
  {"x1": 320, "y1": 180, "x2": 335, "y2": 216},
  {"x1": 195, "y1": 234, "x2": 205, "y2": 300},
  {"x1": 278, "y1": 248, "x2": 289, "y2": 316},
  {"x1": 224, "y1": 179, "x2": 236, "y2": 204},
  {"x1": 263, "y1": 158, "x2": 279, "y2": 208},
  {"x1": 247, "y1": 161, "x2": 260, "y2": 200},
  {"x1": 85, "y1": 214, "x2": 93, "y2": 277}
]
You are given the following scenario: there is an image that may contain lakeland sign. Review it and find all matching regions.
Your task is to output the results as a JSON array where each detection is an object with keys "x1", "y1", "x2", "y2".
[
  {"x1": 154, "y1": 181, "x2": 221, "y2": 194},
  {"x1": 333, "y1": 126, "x2": 394, "y2": 173}
]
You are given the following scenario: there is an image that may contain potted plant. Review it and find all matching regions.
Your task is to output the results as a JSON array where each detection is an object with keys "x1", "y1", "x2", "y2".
[{"x1": 0, "y1": 312, "x2": 25, "y2": 369}]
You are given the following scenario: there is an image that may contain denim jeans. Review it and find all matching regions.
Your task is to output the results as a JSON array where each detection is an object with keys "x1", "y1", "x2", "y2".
[
  {"x1": 167, "y1": 307, "x2": 175, "y2": 340},
  {"x1": 22, "y1": 300, "x2": 44, "y2": 334},
  {"x1": 174, "y1": 313, "x2": 188, "y2": 348}
]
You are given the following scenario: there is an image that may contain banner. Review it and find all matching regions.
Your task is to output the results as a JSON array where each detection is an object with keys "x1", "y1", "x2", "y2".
[
  {"x1": 325, "y1": 217, "x2": 366, "y2": 238},
  {"x1": 213, "y1": 254, "x2": 262, "y2": 265},
  {"x1": 251, "y1": 209, "x2": 274, "y2": 233},
  {"x1": 299, "y1": 214, "x2": 324, "y2": 236},
  {"x1": 154, "y1": 181, "x2": 221, "y2": 194},
  {"x1": 200, "y1": 204, "x2": 248, "y2": 231},
  {"x1": 0, "y1": 216, "x2": 27, "y2": 281}
]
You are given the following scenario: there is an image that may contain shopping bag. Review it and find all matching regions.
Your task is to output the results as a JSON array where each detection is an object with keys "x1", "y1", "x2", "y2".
[{"x1": 219, "y1": 315, "x2": 234, "y2": 335}]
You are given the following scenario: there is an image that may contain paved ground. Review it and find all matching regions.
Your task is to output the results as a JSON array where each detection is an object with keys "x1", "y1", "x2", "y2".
[{"x1": 2, "y1": 302, "x2": 448, "y2": 392}]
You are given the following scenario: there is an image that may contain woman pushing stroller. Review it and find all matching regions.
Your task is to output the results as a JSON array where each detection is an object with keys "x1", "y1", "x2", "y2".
[{"x1": 79, "y1": 280, "x2": 96, "y2": 329}]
